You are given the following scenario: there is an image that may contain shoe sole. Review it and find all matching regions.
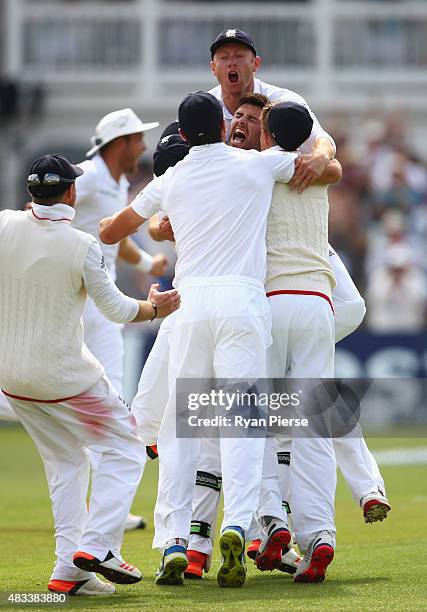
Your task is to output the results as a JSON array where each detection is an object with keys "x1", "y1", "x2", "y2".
[
  {"x1": 217, "y1": 532, "x2": 246, "y2": 588},
  {"x1": 48, "y1": 584, "x2": 116, "y2": 596},
  {"x1": 183, "y1": 571, "x2": 203, "y2": 580},
  {"x1": 294, "y1": 544, "x2": 334, "y2": 583},
  {"x1": 47, "y1": 580, "x2": 89, "y2": 596},
  {"x1": 73, "y1": 554, "x2": 141, "y2": 585},
  {"x1": 364, "y1": 501, "x2": 391, "y2": 523},
  {"x1": 156, "y1": 556, "x2": 188, "y2": 586},
  {"x1": 256, "y1": 529, "x2": 291, "y2": 571}
]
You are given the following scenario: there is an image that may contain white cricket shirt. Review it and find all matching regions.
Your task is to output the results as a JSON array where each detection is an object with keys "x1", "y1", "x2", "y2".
[
  {"x1": 73, "y1": 154, "x2": 130, "y2": 282},
  {"x1": 209, "y1": 77, "x2": 335, "y2": 154},
  {"x1": 131, "y1": 142, "x2": 296, "y2": 287}
]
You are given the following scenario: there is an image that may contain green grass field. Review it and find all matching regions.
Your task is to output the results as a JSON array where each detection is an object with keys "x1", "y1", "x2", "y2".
[{"x1": 1, "y1": 426, "x2": 426, "y2": 611}]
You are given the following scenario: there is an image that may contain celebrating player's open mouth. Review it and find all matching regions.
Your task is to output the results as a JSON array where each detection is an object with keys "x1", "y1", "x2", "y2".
[
  {"x1": 228, "y1": 70, "x2": 239, "y2": 84},
  {"x1": 230, "y1": 125, "x2": 246, "y2": 145}
]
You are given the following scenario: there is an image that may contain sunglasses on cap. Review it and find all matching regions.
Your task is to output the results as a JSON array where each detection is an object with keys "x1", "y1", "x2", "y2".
[{"x1": 27, "y1": 173, "x2": 76, "y2": 186}]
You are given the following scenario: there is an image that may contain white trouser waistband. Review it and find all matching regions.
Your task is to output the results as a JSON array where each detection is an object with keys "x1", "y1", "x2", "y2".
[{"x1": 177, "y1": 275, "x2": 264, "y2": 292}]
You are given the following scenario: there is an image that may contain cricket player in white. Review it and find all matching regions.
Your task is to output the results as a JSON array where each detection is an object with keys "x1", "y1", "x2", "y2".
[
  {"x1": 74, "y1": 108, "x2": 167, "y2": 399},
  {"x1": 140, "y1": 97, "x2": 388, "y2": 580},
  {"x1": 99, "y1": 92, "x2": 298, "y2": 588},
  {"x1": 255, "y1": 102, "x2": 338, "y2": 582},
  {"x1": 0, "y1": 154, "x2": 180, "y2": 595},
  {"x1": 73, "y1": 108, "x2": 168, "y2": 531},
  {"x1": 208, "y1": 28, "x2": 335, "y2": 193}
]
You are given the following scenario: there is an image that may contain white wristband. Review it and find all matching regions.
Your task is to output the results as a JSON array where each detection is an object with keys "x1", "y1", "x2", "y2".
[{"x1": 134, "y1": 249, "x2": 153, "y2": 273}]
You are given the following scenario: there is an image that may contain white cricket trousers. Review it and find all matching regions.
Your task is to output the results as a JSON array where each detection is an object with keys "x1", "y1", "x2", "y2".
[
  {"x1": 83, "y1": 297, "x2": 124, "y2": 397},
  {"x1": 267, "y1": 293, "x2": 337, "y2": 552},
  {"x1": 153, "y1": 277, "x2": 271, "y2": 549},
  {"x1": 132, "y1": 312, "x2": 176, "y2": 446},
  {"x1": 6, "y1": 377, "x2": 145, "y2": 581}
]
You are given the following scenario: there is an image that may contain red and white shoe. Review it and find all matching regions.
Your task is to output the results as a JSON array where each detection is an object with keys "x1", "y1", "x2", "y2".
[
  {"x1": 361, "y1": 492, "x2": 391, "y2": 524},
  {"x1": 247, "y1": 539, "x2": 261, "y2": 561},
  {"x1": 255, "y1": 519, "x2": 291, "y2": 572},
  {"x1": 184, "y1": 550, "x2": 210, "y2": 579},
  {"x1": 73, "y1": 550, "x2": 142, "y2": 585},
  {"x1": 48, "y1": 577, "x2": 116, "y2": 595},
  {"x1": 278, "y1": 546, "x2": 303, "y2": 575},
  {"x1": 294, "y1": 531, "x2": 334, "y2": 583}
]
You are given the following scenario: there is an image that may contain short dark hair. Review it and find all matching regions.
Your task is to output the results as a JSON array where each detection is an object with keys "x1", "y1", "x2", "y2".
[{"x1": 237, "y1": 93, "x2": 269, "y2": 110}]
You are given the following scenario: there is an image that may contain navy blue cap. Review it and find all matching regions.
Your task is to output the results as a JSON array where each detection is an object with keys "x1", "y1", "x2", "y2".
[
  {"x1": 153, "y1": 133, "x2": 190, "y2": 177},
  {"x1": 267, "y1": 102, "x2": 314, "y2": 151},
  {"x1": 178, "y1": 91, "x2": 223, "y2": 145},
  {"x1": 210, "y1": 29, "x2": 256, "y2": 58},
  {"x1": 159, "y1": 121, "x2": 180, "y2": 140},
  {"x1": 28, "y1": 154, "x2": 83, "y2": 198}
]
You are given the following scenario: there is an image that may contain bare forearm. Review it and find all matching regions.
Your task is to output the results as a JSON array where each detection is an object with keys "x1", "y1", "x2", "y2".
[
  {"x1": 119, "y1": 237, "x2": 145, "y2": 264},
  {"x1": 313, "y1": 137, "x2": 335, "y2": 163},
  {"x1": 314, "y1": 159, "x2": 342, "y2": 186},
  {"x1": 132, "y1": 300, "x2": 157, "y2": 322},
  {"x1": 99, "y1": 206, "x2": 146, "y2": 245}
]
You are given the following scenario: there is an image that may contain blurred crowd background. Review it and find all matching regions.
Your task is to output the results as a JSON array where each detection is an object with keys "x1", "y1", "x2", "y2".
[{"x1": 1, "y1": 0, "x2": 427, "y2": 386}]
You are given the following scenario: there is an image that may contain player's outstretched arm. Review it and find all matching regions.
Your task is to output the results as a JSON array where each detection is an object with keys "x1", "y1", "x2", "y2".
[
  {"x1": 100, "y1": 206, "x2": 146, "y2": 245},
  {"x1": 132, "y1": 284, "x2": 180, "y2": 322}
]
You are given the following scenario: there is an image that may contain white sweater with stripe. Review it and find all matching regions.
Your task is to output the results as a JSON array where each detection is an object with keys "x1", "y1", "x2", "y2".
[
  {"x1": 265, "y1": 182, "x2": 336, "y2": 299},
  {"x1": 0, "y1": 209, "x2": 104, "y2": 400}
]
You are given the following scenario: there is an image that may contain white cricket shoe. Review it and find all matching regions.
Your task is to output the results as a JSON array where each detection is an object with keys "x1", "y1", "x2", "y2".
[
  {"x1": 73, "y1": 550, "x2": 142, "y2": 584},
  {"x1": 48, "y1": 577, "x2": 116, "y2": 595},
  {"x1": 294, "y1": 531, "x2": 335, "y2": 583},
  {"x1": 278, "y1": 546, "x2": 303, "y2": 575},
  {"x1": 125, "y1": 512, "x2": 147, "y2": 530},
  {"x1": 361, "y1": 491, "x2": 391, "y2": 523},
  {"x1": 255, "y1": 517, "x2": 291, "y2": 572}
]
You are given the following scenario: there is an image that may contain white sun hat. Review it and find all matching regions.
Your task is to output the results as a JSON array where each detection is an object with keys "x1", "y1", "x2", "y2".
[{"x1": 86, "y1": 108, "x2": 159, "y2": 157}]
